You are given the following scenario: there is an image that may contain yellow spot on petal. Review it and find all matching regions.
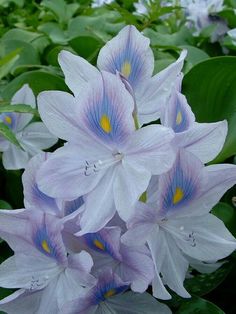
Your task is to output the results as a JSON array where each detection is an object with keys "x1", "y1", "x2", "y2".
[
  {"x1": 100, "y1": 115, "x2": 112, "y2": 133},
  {"x1": 41, "y1": 240, "x2": 51, "y2": 253},
  {"x1": 94, "y1": 239, "x2": 105, "y2": 250},
  {"x1": 104, "y1": 289, "x2": 116, "y2": 298},
  {"x1": 4, "y1": 116, "x2": 12, "y2": 125},
  {"x1": 121, "y1": 61, "x2": 131, "y2": 78},
  {"x1": 173, "y1": 187, "x2": 184, "y2": 205},
  {"x1": 176, "y1": 111, "x2": 182, "y2": 125}
]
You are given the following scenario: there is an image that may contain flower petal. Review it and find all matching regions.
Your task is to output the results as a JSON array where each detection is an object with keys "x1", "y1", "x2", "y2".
[
  {"x1": 58, "y1": 50, "x2": 100, "y2": 97},
  {"x1": 37, "y1": 91, "x2": 83, "y2": 143},
  {"x1": 11, "y1": 84, "x2": 36, "y2": 131},
  {"x1": 37, "y1": 142, "x2": 110, "y2": 199},
  {"x1": 22, "y1": 153, "x2": 59, "y2": 215},
  {"x1": 97, "y1": 25, "x2": 154, "y2": 90},
  {"x1": 176, "y1": 120, "x2": 228, "y2": 163},
  {"x1": 168, "y1": 214, "x2": 236, "y2": 261},
  {"x1": 2, "y1": 143, "x2": 29, "y2": 170},
  {"x1": 18, "y1": 122, "x2": 58, "y2": 154},
  {"x1": 77, "y1": 167, "x2": 117, "y2": 235},
  {"x1": 76, "y1": 71, "x2": 135, "y2": 146},
  {"x1": 124, "y1": 124, "x2": 175, "y2": 175},
  {"x1": 136, "y1": 50, "x2": 187, "y2": 125},
  {"x1": 148, "y1": 229, "x2": 190, "y2": 298}
]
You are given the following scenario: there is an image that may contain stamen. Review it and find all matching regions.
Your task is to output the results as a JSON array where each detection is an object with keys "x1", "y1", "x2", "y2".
[{"x1": 83, "y1": 154, "x2": 123, "y2": 176}]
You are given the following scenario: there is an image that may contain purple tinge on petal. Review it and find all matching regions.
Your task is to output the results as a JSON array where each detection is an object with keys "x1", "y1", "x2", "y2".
[
  {"x1": 81, "y1": 71, "x2": 134, "y2": 145},
  {"x1": 63, "y1": 196, "x2": 84, "y2": 216},
  {"x1": 83, "y1": 227, "x2": 122, "y2": 261},
  {"x1": 0, "y1": 112, "x2": 17, "y2": 131},
  {"x1": 32, "y1": 213, "x2": 67, "y2": 264},
  {"x1": 158, "y1": 150, "x2": 203, "y2": 215},
  {"x1": 91, "y1": 269, "x2": 129, "y2": 305},
  {"x1": 97, "y1": 25, "x2": 154, "y2": 90}
]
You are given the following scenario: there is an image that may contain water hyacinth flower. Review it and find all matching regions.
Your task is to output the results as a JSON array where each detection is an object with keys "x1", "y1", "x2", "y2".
[
  {"x1": 0, "y1": 209, "x2": 95, "y2": 314},
  {"x1": 60, "y1": 269, "x2": 171, "y2": 314},
  {"x1": 37, "y1": 71, "x2": 175, "y2": 234},
  {"x1": 79, "y1": 226, "x2": 154, "y2": 292},
  {"x1": 0, "y1": 84, "x2": 57, "y2": 170},
  {"x1": 122, "y1": 150, "x2": 236, "y2": 298},
  {"x1": 181, "y1": 0, "x2": 228, "y2": 42},
  {"x1": 161, "y1": 74, "x2": 227, "y2": 163},
  {"x1": 58, "y1": 25, "x2": 187, "y2": 125}
]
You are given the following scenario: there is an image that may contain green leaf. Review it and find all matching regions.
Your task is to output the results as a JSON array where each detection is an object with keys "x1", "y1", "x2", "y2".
[
  {"x1": 212, "y1": 202, "x2": 236, "y2": 236},
  {"x1": 1, "y1": 70, "x2": 69, "y2": 100},
  {"x1": 0, "y1": 48, "x2": 21, "y2": 80},
  {"x1": 0, "y1": 122, "x2": 20, "y2": 147},
  {"x1": 69, "y1": 35, "x2": 103, "y2": 61},
  {"x1": 0, "y1": 40, "x2": 40, "y2": 74},
  {"x1": 182, "y1": 57, "x2": 236, "y2": 163},
  {"x1": 177, "y1": 296, "x2": 225, "y2": 314},
  {"x1": 38, "y1": 23, "x2": 68, "y2": 45},
  {"x1": 185, "y1": 262, "x2": 232, "y2": 296},
  {"x1": 0, "y1": 200, "x2": 12, "y2": 209},
  {"x1": 180, "y1": 45, "x2": 209, "y2": 72},
  {"x1": 0, "y1": 104, "x2": 39, "y2": 117}
]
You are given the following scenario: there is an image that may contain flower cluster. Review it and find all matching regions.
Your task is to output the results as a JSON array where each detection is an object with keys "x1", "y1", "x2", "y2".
[{"x1": 0, "y1": 25, "x2": 236, "y2": 314}]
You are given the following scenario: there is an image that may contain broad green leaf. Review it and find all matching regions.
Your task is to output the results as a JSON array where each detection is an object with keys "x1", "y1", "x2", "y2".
[
  {"x1": 0, "y1": 40, "x2": 40, "y2": 74},
  {"x1": 0, "y1": 48, "x2": 21, "y2": 80},
  {"x1": 185, "y1": 262, "x2": 232, "y2": 296},
  {"x1": 0, "y1": 104, "x2": 39, "y2": 117},
  {"x1": 177, "y1": 296, "x2": 225, "y2": 314},
  {"x1": 183, "y1": 57, "x2": 236, "y2": 163},
  {"x1": 0, "y1": 122, "x2": 20, "y2": 147},
  {"x1": 38, "y1": 23, "x2": 68, "y2": 45},
  {"x1": 0, "y1": 200, "x2": 12, "y2": 209},
  {"x1": 212, "y1": 202, "x2": 236, "y2": 236},
  {"x1": 69, "y1": 35, "x2": 103, "y2": 61},
  {"x1": 1, "y1": 71, "x2": 69, "y2": 100},
  {"x1": 143, "y1": 26, "x2": 193, "y2": 48},
  {"x1": 180, "y1": 45, "x2": 209, "y2": 72}
]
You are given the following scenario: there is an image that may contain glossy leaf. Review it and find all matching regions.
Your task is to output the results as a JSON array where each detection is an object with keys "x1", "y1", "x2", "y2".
[{"x1": 177, "y1": 296, "x2": 225, "y2": 314}]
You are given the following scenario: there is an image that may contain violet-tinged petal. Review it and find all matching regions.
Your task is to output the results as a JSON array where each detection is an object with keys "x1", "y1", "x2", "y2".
[
  {"x1": 11, "y1": 84, "x2": 36, "y2": 131},
  {"x1": 161, "y1": 91, "x2": 195, "y2": 133},
  {"x1": 156, "y1": 149, "x2": 204, "y2": 217},
  {"x1": 2, "y1": 143, "x2": 29, "y2": 170},
  {"x1": 37, "y1": 91, "x2": 84, "y2": 143},
  {"x1": 118, "y1": 244, "x2": 154, "y2": 293},
  {"x1": 18, "y1": 122, "x2": 58, "y2": 153},
  {"x1": 37, "y1": 143, "x2": 109, "y2": 199},
  {"x1": 82, "y1": 227, "x2": 122, "y2": 261},
  {"x1": 167, "y1": 214, "x2": 236, "y2": 261},
  {"x1": 76, "y1": 71, "x2": 135, "y2": 146},
  {"x1": 113, "y1": 161, "x2": 151, "y2": 221},
  {"x1": 123, "y1": 124, "x2": 175, "y2": 175},
  {"x1": 176, "y1": 120, "x2": 227, "y2": 163},
  {"x1": 97, "y1": 25, "x2": 154, "y2": 90},
  {"x1": 22, "y1": 153, "x2": 59, "y2": 214},
  {"x1": 77, "y1": 167, "x2": 117, "y2": 235},
  {"x1": 136, "y1": 50, "x2": 187, "y2": 125},
  {"x1": 148, "y1": 229, "x2": 190, "y2": 298},
  {"x1": 58, "y1": 50, "x2": 100, "y2": 97},
  {"x1": 107, "y1": 291, "x2": 172, "y2": 314},
  {"x1": 176, "y1": 163, "x2": 236, "y2": 217}
]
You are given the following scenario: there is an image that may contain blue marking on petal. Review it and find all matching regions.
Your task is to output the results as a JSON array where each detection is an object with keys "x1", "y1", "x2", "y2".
[
  {"x1": 172, "y1": 98, "x2": 189, "y2": 133},
  {"x1": 0, "y1": 112, "x2": 16, "y2": 130},
  {"x1": 83, "y1": 232, "x2": 116, "y2": 257},
  {"x1": 64, "y1": 196, "x2": 84, "y2": 216},
  {"x1": 33, "y1": 183, "x2": 58, "y2": 210},
  {"x1": 85, "y1": 93, "x2": 128, "y2": 144},
  {"x1": 34, "y1": 226, "x2": 60, "y2": 259},
  {"x1": 93, "y1": 280, "x2": 128, "y2": 304},
  {"x1": 162, "y1": 164, "x2": 198, "y2": 211}
]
